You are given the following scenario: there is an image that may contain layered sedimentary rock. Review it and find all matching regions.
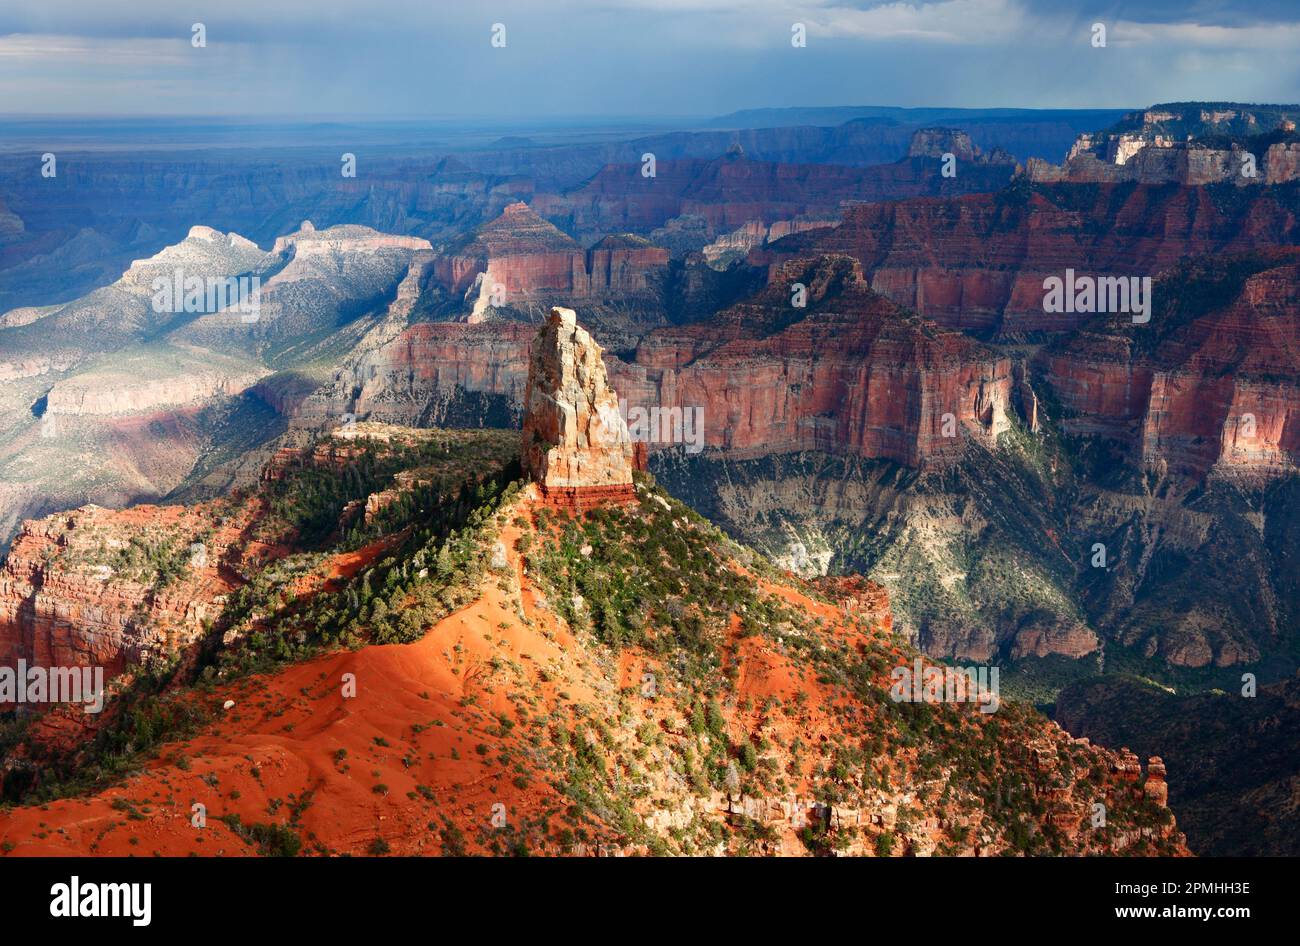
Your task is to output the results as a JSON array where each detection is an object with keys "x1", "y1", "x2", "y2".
[
  {"x1": 520, "y1": 307, "x2": 635, "y2": 505},
  {"x1": 294, "y1": 321, "x2": 536, "y2": 431},
  {"x1": 45, "y1": 364, "x2": 268, "y2": 415},
  {"x1": 1026, "y1": 103, "x2": 1300, "y2": 185},
  {"x1": 302, "y1": 257, "x2": 1014, "y2": 471},
  {"x1": 702, "y1": 217, "x2": 839, "y2": 268},
  {"x1": 1009, "y1": 614, "x2": 1100, "y2": 660},
  {"x1": 0, "y1": 221, "x2": 442, "y2": 551},
  {"x1": 1040, "y1": 251, "x2": 1300, "y2": 481},
  {"x1": 269, "y1": 219, "x2": 431, "y2": 256},
  {"x1": 430, "y1": 202, "x2": 669, "y2": 319},
  {"x1": 754, "y1": 183, "x2": 1300, "y2": 333},
  {"x1": 0, "y1": 502, "x2": 254, "y2": 691},
  {"x1": 536, "y1": 142, "x2": 1015, "y2": 243},
  {"x1": 1027, "y1": 141, "x2": 1300, "y2": 185},
  {"x1": 614, "y1": 256, "x2": 1012, "y2": 466},
  {"x1": 585, "y1": 233, "x2": 669, "y2": 292}
]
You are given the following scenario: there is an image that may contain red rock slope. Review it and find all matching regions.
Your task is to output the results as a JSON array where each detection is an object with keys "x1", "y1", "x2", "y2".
[{"x1": 0, "y1": 480, "x2": 1187, "y2": 857}]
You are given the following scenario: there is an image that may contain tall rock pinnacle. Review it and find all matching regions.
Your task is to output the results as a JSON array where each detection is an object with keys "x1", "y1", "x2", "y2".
[{"x1": 521, "y1": 307, "x2": 635, "y2": 505}]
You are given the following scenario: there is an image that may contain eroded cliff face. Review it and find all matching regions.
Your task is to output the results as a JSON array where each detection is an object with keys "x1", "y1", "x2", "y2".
[
  {"x1": 294, "y1": 321, "x2": 536, "y2": 432},
  {"x1": 520, "y1": 307, "x2": 635, "y2": 505},
  {"x1": 0, "y1": 221, "x2": 441, "y2": 551},
  {"x1": 1026, "y1": 140, "x2": 1300, "y2": 186},
  {"x1": 754, "y1": 183, "x2": 1300, "y2": 334},
  {"x1": 702, "y1": 217, "x2": 839, "y2": 268},
  {"x1": 0, "y1": 500, "x2": 266, "y2": 692},
  {"x1": 1025, "y1": 103, "x2": 1300, "y2": 186},
  {"x1": 430, "y1": 202, "x2": 670, "y2": 320},
  {"x1": 1041, "y1": 252, "x2": 1300, "y2": 482},
  {"x1": 45, "y1": 364, "x2": 268, "y2": 416},
  {"x1": 649, "y1": 445, "x2": 1100, "y2": 665},
  {"x1": 647, "y1": 277, "x2": 1300, "y2": 678},
  {"x1": 303, "y1": 256, "x2": 1014, "y2": 472},
  {"x1": 614, "y1": 256, "x2": 1013, "y2": 467}
]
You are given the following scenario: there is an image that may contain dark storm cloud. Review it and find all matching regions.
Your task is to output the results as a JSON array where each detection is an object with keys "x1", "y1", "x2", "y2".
[{"x1": 1, "y1": 1, "x2": 1296, "y2": 117}]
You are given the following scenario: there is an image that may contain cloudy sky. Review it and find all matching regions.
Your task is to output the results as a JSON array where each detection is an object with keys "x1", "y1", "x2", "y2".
[{"x1": 2, "y1": 0, "x2": 1298, "y2": 118}]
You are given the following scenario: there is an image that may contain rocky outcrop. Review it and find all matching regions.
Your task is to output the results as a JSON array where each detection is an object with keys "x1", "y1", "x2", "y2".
[
  {"x1": 45, "y1": 365, "x2": 268, "y2": 415},
  {"x1": 702, "y1": 216, "x2": 839, "y2": 268},
  {"x1": 0, "y1": 502, "x2": 256, "y2": 692},
  {"x1": 908, "y1": 127, "x2": 1013, "y2": 166},
  {"x1": 433, "y1": 202, "x2": 586, "y2": 316},
  {"x1": 269, "y1": 219, "x2": 431, "y2": 257},
  {"x1": 1010, "y1": 614, "x2": 1099, "y2": 659},
  {"x1": 293, "y1": 321, "x2": 536, "y2": 431},
  {"x1": 520, "y1": 307, "x2": 635, "y2": 505},
  {"x1": 1056, "y1": 675, "x2": 1300, "y2": 856},
  {"x1": 302, "y1": 256, "x2": 1014, "y2": 471},
  {"x1": 113, "y1": 225, "x2": 270, "y2": 295},
  {"x1": 585, "y1": 233, "x2": 670, "y2": 292},
  {"x1": 1025, "y1": 141, "x2": 1300, "y2": 185},
  {"x1": 1144, "y1": 756, "x2": 1169, "y2": 807}
]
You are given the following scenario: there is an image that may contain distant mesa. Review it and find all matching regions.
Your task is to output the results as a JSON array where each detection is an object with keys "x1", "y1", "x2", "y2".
[
  {"x1": 521, "y1": 306, "x2": 636, "y2": 508},
  {"x1": 907, "y1": 127, "x2": 1003, "y2": 164},
  {"x1": 270, "y1": 221, "x2": 431, "y2": 256},
  {"x1": 1026, "y1": 101, "x2": 1300, "y2": 184},
  {"x1": 430, "y1": 202, "x2": 669, "y2": 319}
]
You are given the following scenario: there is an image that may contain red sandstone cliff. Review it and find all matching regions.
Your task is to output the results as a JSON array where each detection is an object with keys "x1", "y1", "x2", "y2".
[
  {"x1": 299, "y1": 256, "x2": 1013, "y2": 469},
  {"x1": 1041, "y1": 251, "x2": 1300, "y2": 481},
  {"x1": 520, "y1": 307, "x2": 635, "y2": 505},
  {"x1": 430, "y1": 202, "x2": 669, "y2": 318},
  {"x1": 612, "y1": 256, "x2": 1012, "y2": 466},
  {"x1": 0, "y1": 500, "x2": 272, "y2": 694},
  {"x1": 754, "y1": 184, "x2": 1300, "y2": 334}
]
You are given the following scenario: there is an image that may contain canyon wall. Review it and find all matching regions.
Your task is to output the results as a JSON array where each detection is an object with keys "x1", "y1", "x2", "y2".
[
  {"x1": 1041, "y1": 253, "x2": 1300, "y2": 481},
  {"x1": 303, "y1": 256, "x2": 1014, "y2": 470},
  {"x1": 0, "y1": 502, "x2": 258, "y2": 691},
  {"x1": 535, "y1": 148, "x2": 1015, "y2": 241},
  {"x1": 754, "y1": 183, "x2": 1300, "y2": 334}
]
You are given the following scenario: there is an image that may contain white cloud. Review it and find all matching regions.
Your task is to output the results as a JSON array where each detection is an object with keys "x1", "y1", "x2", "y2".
[
  {"x1": 0, "y1": 33, "x2": 194, "y2": 66},
  {"x1": 808, "y1": 0, "x2": 1029, "y2": 44},
  {"x1": 1116, "y1": 18, "x2": 1300, "y2": 50}
]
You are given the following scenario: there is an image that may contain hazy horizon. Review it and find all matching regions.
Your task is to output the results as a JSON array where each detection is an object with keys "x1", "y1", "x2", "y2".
[{"x1": 4, "y1": 1, "x2": 1298, "y2": 119}]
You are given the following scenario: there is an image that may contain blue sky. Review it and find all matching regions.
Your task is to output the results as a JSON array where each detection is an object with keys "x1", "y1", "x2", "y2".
[{"x1": 2, "y1": 1, "x2": 1298, "y2": 118}]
